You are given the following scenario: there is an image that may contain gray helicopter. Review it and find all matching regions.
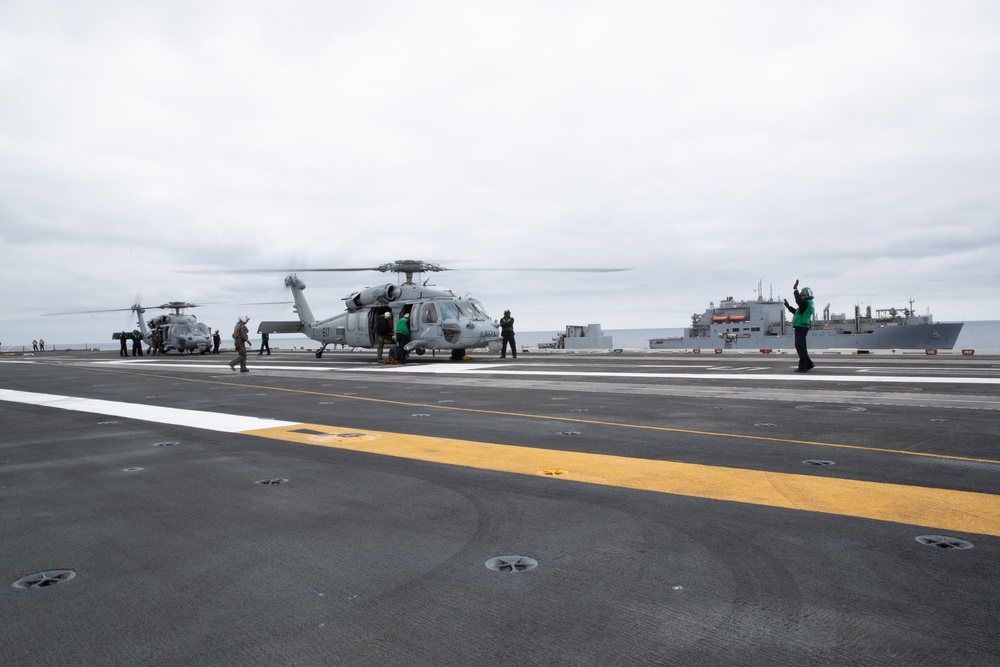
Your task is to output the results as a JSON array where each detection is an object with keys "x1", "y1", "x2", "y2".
[
  {"x1": 132, "y1": 302, "x2": 215, "y2": 353},
  {"x1": 249, "y1": 259, "x2": 628, "y2": 361},
  {"x1": 46, "y1": 300, "x2": 284, "y2": 354},
  {"x1": 43, "y1": 301, "x2": 214, "y2": 353}
]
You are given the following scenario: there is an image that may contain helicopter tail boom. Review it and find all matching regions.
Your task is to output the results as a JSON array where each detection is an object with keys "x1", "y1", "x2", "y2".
[
  {"x1": 133, "y1": 305, "x2": 152, "y2": 342},
  {"x1": 258, "y1": 321, "x2": 305, "y2": 335},
  {"x1": 284, "y1": 274, "x2": 317, "y2": 325}
]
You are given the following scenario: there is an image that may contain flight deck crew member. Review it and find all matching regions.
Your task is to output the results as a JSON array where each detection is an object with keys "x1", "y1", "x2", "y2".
[
  {"x1": 213, "y1": 329, "x2": 221, "y2": 354},
  {"x1": 500, "y1": 309, "x2": 516, "y2": 359},
  {"x1": 131, "y1": 329, "x2": 143, "y2": 356},
  {"x1": 119, "y1": 331, "x2": 129, "y2": 357},
  {"x1": 259, "y1": 331, "x2": 271, "y2": 355},
  {"x1": 784, "y1": 280, "x2": 815, "y2": 373},
  {"x1": 375, "y1": 311, "x2": 393, "y2": 361},
  {"x1": 395, "y1": 313, "x2": 410, "y2": 363},
  {"x1": 229, "y1": 315, "x2": 251, "y2": 372},
  {"x1": 152, "y1": 327, "x2": 164, "y2": 355}
]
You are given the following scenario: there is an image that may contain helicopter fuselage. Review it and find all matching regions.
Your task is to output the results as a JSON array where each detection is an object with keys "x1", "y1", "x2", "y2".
[
  {"x1": 142, "y1": 313, "x2": 212, "y2": 354},
  {"x1": 262, "y1": 274, "x2": 501, "y2": 359}
]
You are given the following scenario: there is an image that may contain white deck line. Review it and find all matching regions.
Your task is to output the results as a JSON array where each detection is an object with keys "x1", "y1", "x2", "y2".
[
  {"x1": 0, "y1": 389, "x2": 297, "y2": 432},
  {"x1": 413, "y1": 367, "x2": 1000, "y2": 384},
  {"x1": 10, "y1": 358, "x2": 1000, "y2": 385}
]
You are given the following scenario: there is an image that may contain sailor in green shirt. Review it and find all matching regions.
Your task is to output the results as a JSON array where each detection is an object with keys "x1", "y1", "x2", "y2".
[
  {"x1": 499, "y1": 310, "x2": 516, "y2": 359},
  {"x1": 784, "y1": 279, "x2": 815, "y2": 373},
  {"x1": 395, "y1": 313, "x2": 410, "y2": 363}
]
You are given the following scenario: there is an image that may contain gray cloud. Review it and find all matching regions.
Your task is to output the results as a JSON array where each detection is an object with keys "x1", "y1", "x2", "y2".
[{"x1": 2, "y1": 1, "x2": 998, "y2": 347}]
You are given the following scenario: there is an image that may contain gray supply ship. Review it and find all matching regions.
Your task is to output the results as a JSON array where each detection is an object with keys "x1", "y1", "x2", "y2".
[{"x1": 649, "y1": 292, "x2": 963, "y2": 351}]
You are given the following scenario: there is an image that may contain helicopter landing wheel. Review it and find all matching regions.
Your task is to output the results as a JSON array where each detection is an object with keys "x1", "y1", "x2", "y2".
[
  {"x1": 315, "y1": 350, "x2": 323, "y2": 358},
  {"x1": 450, "y1": 348, "x2": 466, "y2": 361}
]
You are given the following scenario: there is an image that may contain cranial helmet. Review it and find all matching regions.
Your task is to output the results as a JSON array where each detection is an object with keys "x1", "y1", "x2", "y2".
[
  {"x1": 240, "y1": 315, "x2": 250, "y2": 323},
  {"x1": 504, "y1": 310, "x2": 511, "y2": 315},
  {"x1": 383, "y1": 312, "x2": 392, "y2": 318},
  {"x1": 800, "y1": 287, "x2": 813, "y2": 298}
]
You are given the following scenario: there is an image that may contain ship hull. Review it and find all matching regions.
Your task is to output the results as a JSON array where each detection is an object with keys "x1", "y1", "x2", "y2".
[{"x1": 650, "y1": 321, "x2": 964, "y2": 350}]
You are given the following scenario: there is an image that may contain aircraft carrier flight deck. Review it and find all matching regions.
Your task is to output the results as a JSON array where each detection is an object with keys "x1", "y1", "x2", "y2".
[{"x1": 2, "y1": 349, "x2": 999, "y2": 666}]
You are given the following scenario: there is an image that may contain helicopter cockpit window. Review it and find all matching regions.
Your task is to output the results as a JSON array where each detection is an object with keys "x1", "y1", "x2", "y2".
[
  {"x1": 422, "y1": 304, "x2": 439, "y2": 324},
  {"x1": 440, "y1": 301, "x2": 460, "y2": 320},
  {"x1": 466, "y1": 299, "x2": 490, "y2": 320},
  {"x1": 455, "y1": 300, "x2": 486, "y2": 319},
  {"x1": 172, "y1": 323, "x2": 209, "y2": 337},
  {"x1": 445, "y1": 299, "x2": 488, "y2": 320}
]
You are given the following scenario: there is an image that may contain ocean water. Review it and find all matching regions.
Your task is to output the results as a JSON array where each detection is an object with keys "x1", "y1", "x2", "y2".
[
  {"x1": 10, "y1": 320, "x2": 1000, "y2": 353},
  {"x1": 518, "y1": 320, "x2": 1000, "y2": 351}
]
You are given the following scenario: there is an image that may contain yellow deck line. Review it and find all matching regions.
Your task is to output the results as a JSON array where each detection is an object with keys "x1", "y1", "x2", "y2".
[
  {"x1": 244, "y1": 422, "x2": 1000, "y2": 537},
  {"x1": 81, "y1": 366, "x2": 1000, "y2": 466}
]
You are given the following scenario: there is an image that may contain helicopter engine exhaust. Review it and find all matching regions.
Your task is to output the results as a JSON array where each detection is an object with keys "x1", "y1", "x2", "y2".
[{"x1": 345, "y1": 284, "x2": 400, "y2": 312}]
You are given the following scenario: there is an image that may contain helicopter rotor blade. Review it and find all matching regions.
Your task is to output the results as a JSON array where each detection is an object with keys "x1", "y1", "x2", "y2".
[
  {"x1": 177, "y1": 267, "x2": 382, "y2": 274},
  {"x1": 44, "y1": 300, "x2": 290, "y2": 317},
  {"x1": 43, "y1": 306, "x2": 143, "y2": 316},
  {"x1": 179, "y1": 261, "x2": 630, "y2": 275},
  {"x1": 453, "y1": 267, "x2": 631, "y2": 273}
]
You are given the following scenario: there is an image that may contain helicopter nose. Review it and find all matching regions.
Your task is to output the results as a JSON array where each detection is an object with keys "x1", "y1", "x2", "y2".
[{"x1": 461, "y1": 322, "x2": 500, "y2": 345}]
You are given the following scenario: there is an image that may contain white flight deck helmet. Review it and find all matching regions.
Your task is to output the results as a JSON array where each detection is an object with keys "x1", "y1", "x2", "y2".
[
  {"x1": 239, "y1": 315, "x2": 250, "y2": 323},
  {"x1": 383, "y1": 312, "x2": 391, "y2": 318}
]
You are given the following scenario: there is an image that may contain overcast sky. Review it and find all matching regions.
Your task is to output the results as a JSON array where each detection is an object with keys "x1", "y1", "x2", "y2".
[{"x1": 2, "y1": 1, "x2": 998, "y2": 347}]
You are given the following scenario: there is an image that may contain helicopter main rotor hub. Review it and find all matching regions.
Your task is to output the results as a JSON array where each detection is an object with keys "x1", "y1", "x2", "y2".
[{"x1": 377, "y1": 260, "x2": 445, "y2": 285}]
